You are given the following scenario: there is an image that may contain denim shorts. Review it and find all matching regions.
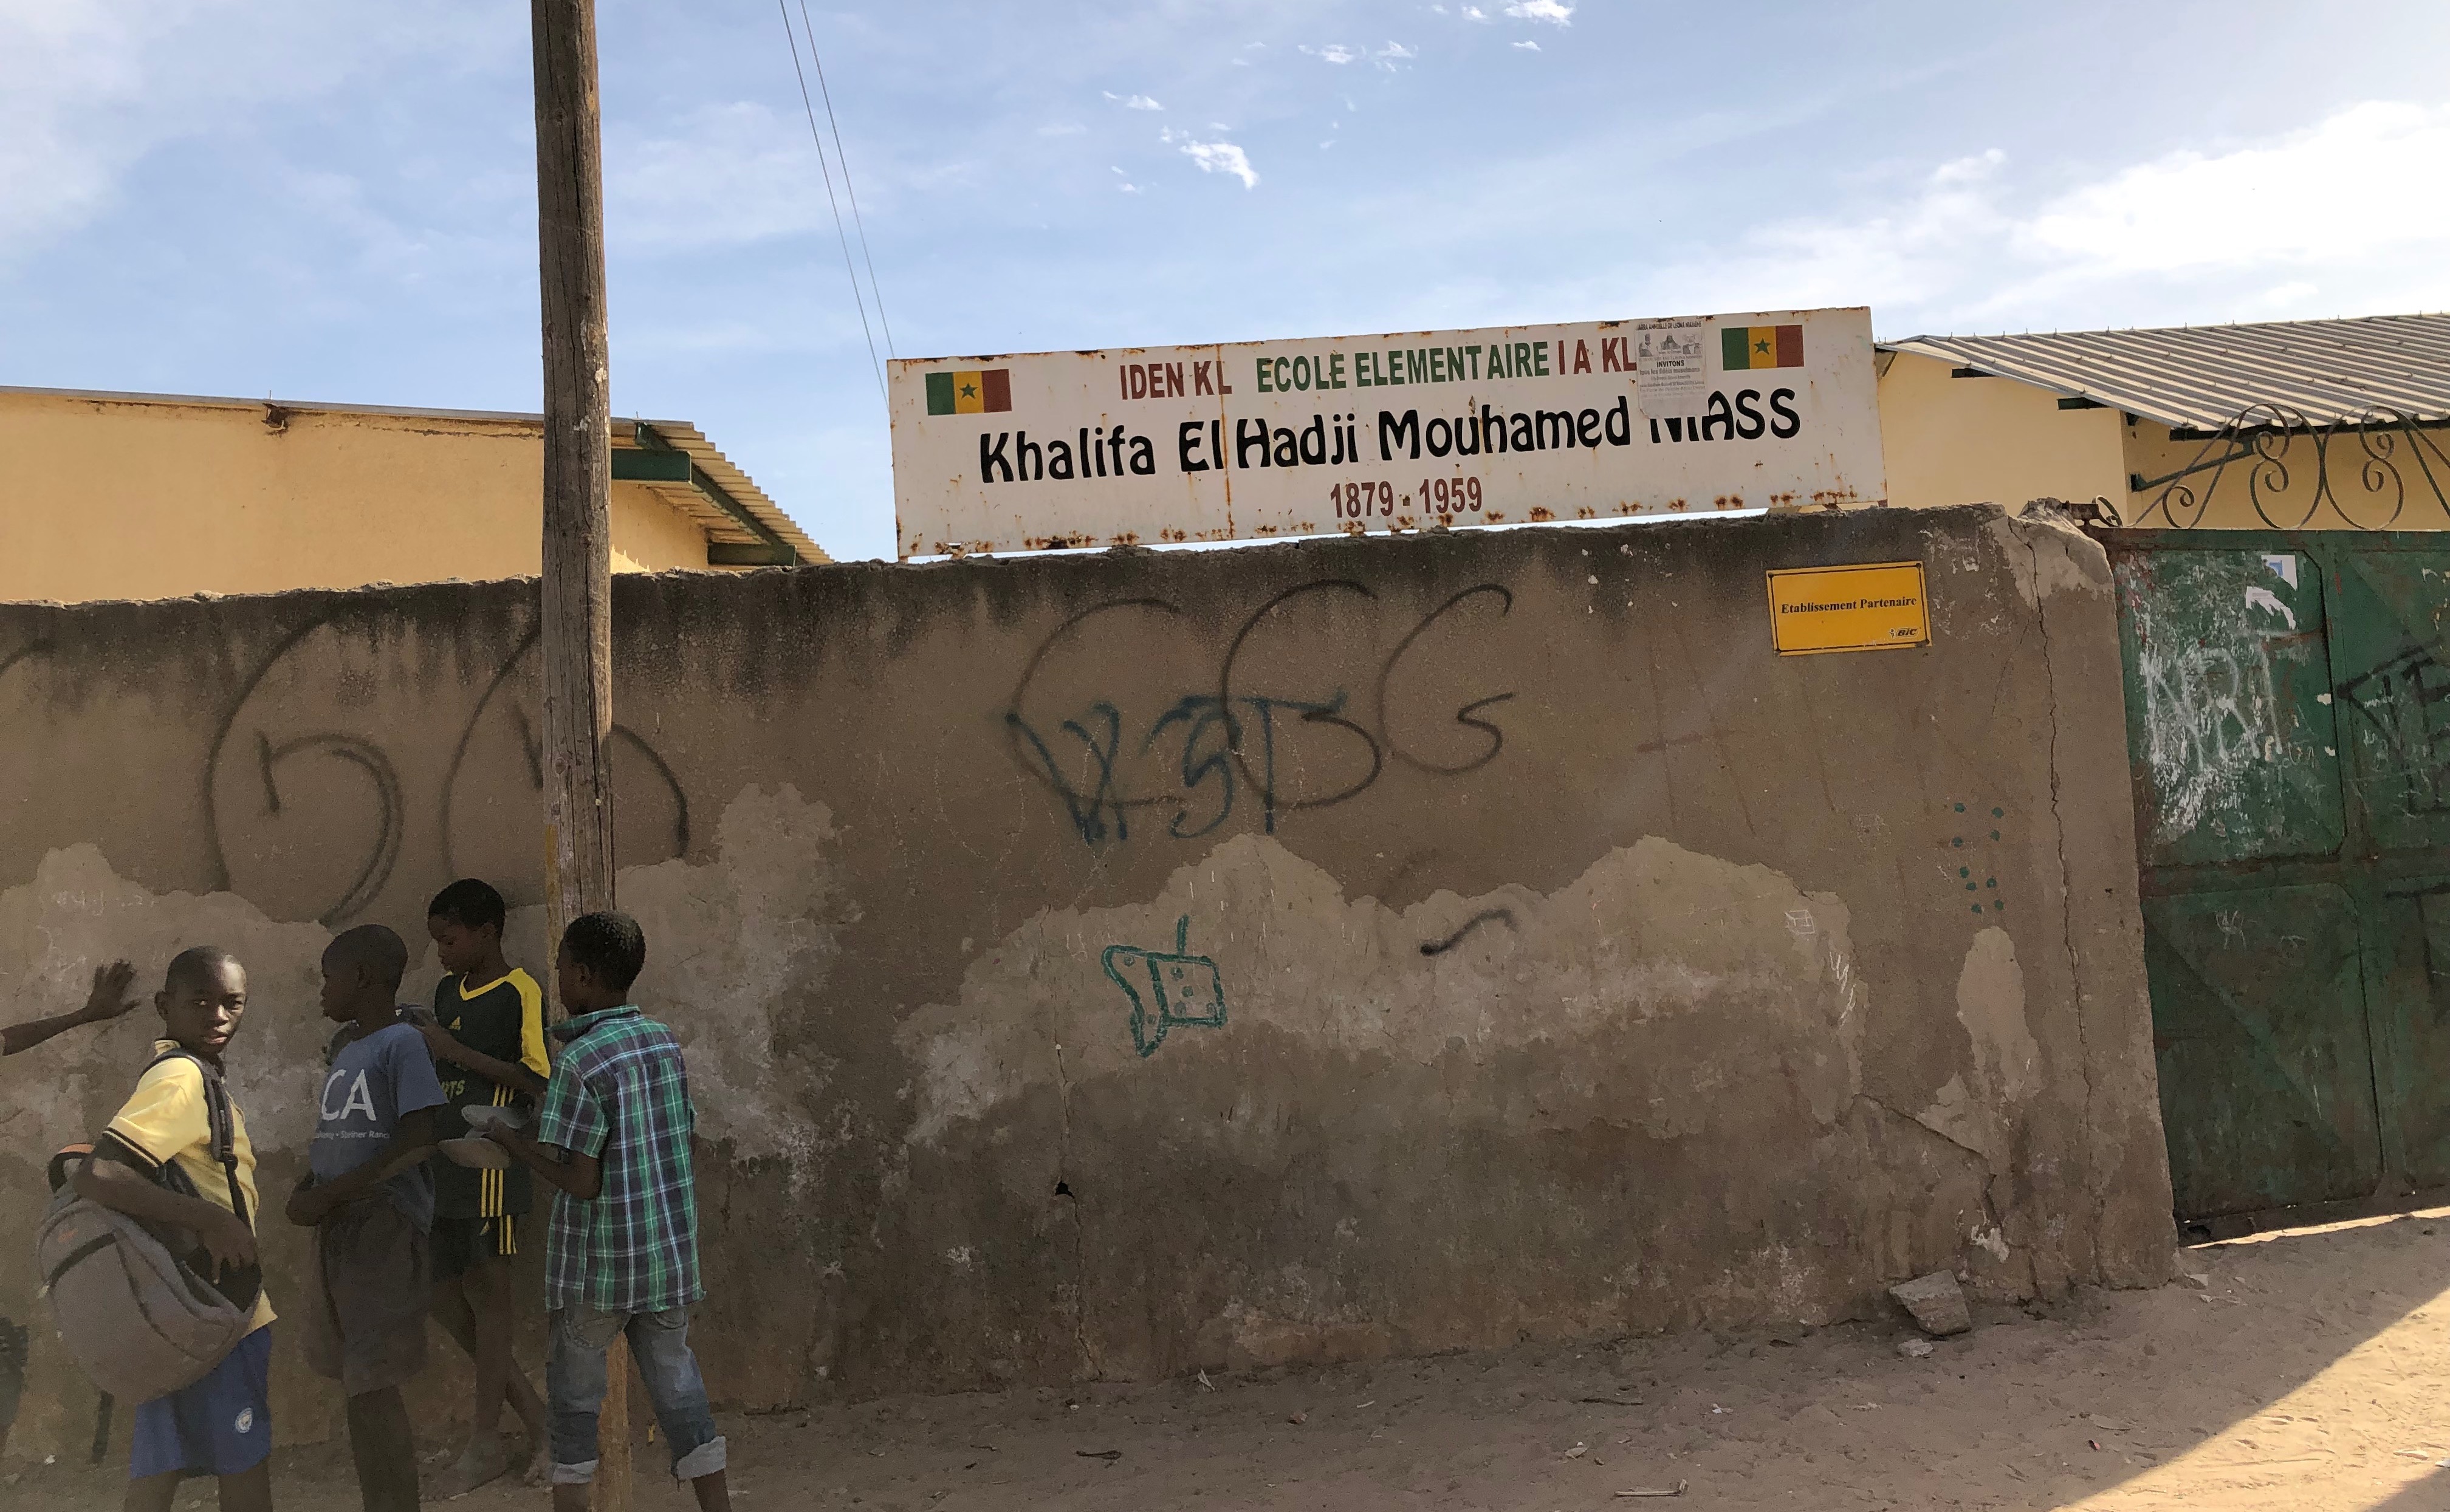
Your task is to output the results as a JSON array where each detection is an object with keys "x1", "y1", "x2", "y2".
[{"x1": 546, "y1": 1304, "x2": 726, "y2": 1484}]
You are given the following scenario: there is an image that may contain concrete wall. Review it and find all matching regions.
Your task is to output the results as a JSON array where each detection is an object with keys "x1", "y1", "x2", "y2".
[
  {"x1": 0, "y1": 388, "x2": 807, "y2": 605},
  {"x1": 0, "y1": 505, "x2": 2173, "y2": 1459}
]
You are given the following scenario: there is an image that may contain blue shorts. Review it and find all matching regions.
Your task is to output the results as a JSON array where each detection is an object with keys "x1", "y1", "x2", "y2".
[{"x1": 130, "y1": 1326, "x2": 273, "y2": 1481}]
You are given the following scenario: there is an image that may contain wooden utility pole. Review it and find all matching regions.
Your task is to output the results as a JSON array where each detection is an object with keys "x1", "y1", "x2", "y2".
[{"x1": 531, "y1": 0, "x2": 630, "y2": 1503}]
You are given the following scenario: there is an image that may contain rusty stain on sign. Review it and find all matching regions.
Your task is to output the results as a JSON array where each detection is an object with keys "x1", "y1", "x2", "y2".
[
  {"x1": 1765, "y1": 561, "x2": 1931, "y2": 655},
  {"x1": 888, "y1": 308, "x2": 1887, "y2": 559}
]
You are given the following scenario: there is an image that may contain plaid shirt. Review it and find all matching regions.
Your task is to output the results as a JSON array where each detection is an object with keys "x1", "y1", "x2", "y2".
[{"x1": 535, "y1": 1006, "x2": 703, "y2": 1313}]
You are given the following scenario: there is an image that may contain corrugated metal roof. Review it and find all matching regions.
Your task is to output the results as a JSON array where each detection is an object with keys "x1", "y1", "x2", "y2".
[
  {"x1": 624, "y1": 419, "x2": 826, "y2": 564},
  {"x1": 1879, "y1": 313, "x2": 2450, "y2": 431},
  {"x1": 0, "y1": 384, "x2": 827, "y2": 564}
]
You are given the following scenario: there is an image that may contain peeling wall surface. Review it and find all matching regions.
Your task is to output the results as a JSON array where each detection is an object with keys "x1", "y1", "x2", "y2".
[{"x1": 0, "y1": 504, "x2": 2170, "y2": 1456}]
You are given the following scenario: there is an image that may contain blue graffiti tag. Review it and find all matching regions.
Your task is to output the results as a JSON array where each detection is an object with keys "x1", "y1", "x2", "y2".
[
  {"x1": 1102, "y1": 916, "x2": 1228, "y2": 1058},
  {"x1": 1007, "y1": 700, "x2": 1132, "y2": 843},
  {"x1": 1005, "y1": 582, "x2": 1517, "y2": 848}
]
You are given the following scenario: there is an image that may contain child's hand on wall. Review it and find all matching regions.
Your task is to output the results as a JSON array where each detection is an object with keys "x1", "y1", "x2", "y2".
[{"x1": 77, "y1": 960, "x2": 137, "y2": 1024}]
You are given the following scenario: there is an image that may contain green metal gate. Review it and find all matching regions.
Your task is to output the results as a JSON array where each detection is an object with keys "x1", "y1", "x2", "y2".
[{"x1": 2102, "y1": 529, "x2": 2450, "y2": 1225}]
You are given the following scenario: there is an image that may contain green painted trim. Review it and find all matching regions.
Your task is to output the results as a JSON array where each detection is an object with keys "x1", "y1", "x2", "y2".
[
  {"x1": 611, "y1": 448, "x2": 693, "y2": 484},
  {"x1": 627, "y1": 422, "x2": 800, "y2": 568}
]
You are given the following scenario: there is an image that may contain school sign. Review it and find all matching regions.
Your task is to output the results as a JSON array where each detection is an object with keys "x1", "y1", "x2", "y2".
[{"x1": 888, "y1": 306, "x2": 1884, "y2": 558}]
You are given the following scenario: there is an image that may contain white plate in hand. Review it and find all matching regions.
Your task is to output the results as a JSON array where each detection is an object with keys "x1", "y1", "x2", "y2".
[{"x1": 439, "y1": 1137, "x2": 510, "y2": 1169}]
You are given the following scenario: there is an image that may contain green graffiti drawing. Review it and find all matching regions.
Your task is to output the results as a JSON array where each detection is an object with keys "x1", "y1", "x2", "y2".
[{"x1": 1103, "y1": 916, "x2": 1227, "y2": 1058}]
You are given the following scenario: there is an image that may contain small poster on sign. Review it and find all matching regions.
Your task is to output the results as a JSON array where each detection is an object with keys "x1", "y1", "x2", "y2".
[{"x1": 1631, "y1": 318, "x2": 1709, "y2": 416}]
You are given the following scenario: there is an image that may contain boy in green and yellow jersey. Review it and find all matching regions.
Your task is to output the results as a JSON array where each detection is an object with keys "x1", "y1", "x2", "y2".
[{"x1": 417, "y1": 878, "x2": 552, "y2": 1496}]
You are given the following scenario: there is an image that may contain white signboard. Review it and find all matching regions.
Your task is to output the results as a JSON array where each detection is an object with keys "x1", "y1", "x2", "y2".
[{"x1": 890, "y1": 306, "x2": 1883, "y2": 559}]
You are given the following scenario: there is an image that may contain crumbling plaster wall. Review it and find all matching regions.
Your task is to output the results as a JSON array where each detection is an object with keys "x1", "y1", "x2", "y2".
[{"x1": 0, "y1": 504, "x2": 2171, "y2": 1457}]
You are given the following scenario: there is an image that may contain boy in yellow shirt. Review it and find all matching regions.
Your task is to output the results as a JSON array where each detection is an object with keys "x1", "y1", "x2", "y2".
[{"x1": 74, "y1": 945, "x2": 276, "y2": 1512}]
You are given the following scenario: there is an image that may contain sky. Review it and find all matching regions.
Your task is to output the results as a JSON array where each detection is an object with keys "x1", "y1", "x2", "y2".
[{"x1": 5, "y1": 1, "x2": 2449, "y2": 562}]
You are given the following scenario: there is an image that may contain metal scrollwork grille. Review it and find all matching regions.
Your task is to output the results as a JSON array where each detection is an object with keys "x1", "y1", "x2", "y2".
[{"x1": 2133, "y1": 405, "x2": 2450, "y2": 530}]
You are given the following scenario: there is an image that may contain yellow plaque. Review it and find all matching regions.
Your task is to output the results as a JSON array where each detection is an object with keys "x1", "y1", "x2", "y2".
[{"x1": 1765, "y1": 561, "x2": 1930, "y2": 655}]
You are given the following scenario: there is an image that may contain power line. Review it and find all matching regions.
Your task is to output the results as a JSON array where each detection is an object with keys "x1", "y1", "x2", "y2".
[
  {"x1": 799, "y1": 0, "x2": 893, "y2": 360},
  {"x1": 778, "y1": 0, "x2": 884, "y2": 403}
]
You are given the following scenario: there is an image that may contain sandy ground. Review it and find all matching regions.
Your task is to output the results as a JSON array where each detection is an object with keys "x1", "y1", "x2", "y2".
[{"x1": 13, "y1": 1209, "x2": 2450, "y2": 1512}]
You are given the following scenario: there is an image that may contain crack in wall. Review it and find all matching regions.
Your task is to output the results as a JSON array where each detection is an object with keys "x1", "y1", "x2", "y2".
[
  {"x1": 1049, "y1": 1036, "x2": 1099, "y2": 1381},
  {"x1": 1855, "y1": 1092, "x2": 2007, "y2": 1239},
  {"x1": 2027, "y1": 532, "x2": 2110, "y2": 1276}
]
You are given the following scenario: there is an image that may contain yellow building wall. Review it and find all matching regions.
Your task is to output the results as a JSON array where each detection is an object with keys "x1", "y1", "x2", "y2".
[
  {"x1": 0, "y1": 390, "x2": 723, "y2": 604},
  {"x1": 609, "y1": 483, "x2": 717, "y2": 572},
  {"x1": 1876, "y1": 351, "x2": 2130, "y2": 511}
]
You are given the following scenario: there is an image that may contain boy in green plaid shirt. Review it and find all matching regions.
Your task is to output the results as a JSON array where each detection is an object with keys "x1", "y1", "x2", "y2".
[{"x1": 484, "y1": 912, "x2": 730, "y2": 1512}]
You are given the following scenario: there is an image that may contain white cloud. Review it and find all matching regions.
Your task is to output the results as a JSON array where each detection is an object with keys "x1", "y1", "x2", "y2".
[
  {"x1": 1620, "y1": 100, "x2": 2450, "y2": 332},
  {"x1": 2020, "y1": 102, "x2": 2450, "y2": 275},
  {"x1": 1931, "y1": 148, "x2": 2005, "y2": 185},
  {"x1": 1376, "y1": 41, "x2": 1417, "y2": 69},
  {"x1": 611, "y1": 101, "x2": 838, "y2": 251},
  {"x1": 1302, "y1": 43, "x2": 1361, "y2": 64},
  {"x1": 1102, "y1": 91, "x2": 1163, "y2": 111},
  {"x1": 1512, "y1": 39, "x2": 1540, "y2": 50},
  {"x1": 1174, "y1": 137, "x2": 1259, "y2": 190},
  {"x1": 1505, "y1": 0, "x2": 1574, "y2": 22},
  {"x1": 1461, "y1": 5, "x2": 1489, "y2": 19},
  {"x1": 0, "y1": 0, "x2": 504, "y2": 264}
]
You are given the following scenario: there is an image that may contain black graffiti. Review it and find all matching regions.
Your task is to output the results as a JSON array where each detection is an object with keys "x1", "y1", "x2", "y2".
[
  {"x1": 1418, "y1": 907, "x2": 1517, "y2": 956},
  {"x1": 256, "y1": 731, "x2": 402, "y2": 926},
  {"x1": 204, "y1": 615, "x2": 349, "y2": 903},
  {"x1": 207, "y1": 615, "x2": 690, "y2": 925},
  {"x1": 0, "y1": 639, "x2": 54, "y2": 686},
  {"x1": 2339, "y1": 643, "x2": 2450, "y2": 815},
  {"x1": 437, "y1": 625, "x2": 690, "y2": 877},
  {"x1": 1378, "y1": 586, "x2": 1517, "y2": 775},
  {"x1": 1218, "y1": 580, "x2": 1385, "y2": 815},
  {"x1": 1006, "y1": 580, "x2": 1516, "y2": 846}
]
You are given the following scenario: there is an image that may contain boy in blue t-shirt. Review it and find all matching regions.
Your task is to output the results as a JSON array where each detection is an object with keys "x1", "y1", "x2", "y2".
[{"x1": 286, "y1": 924, "x2": 445, "y2": 1512}]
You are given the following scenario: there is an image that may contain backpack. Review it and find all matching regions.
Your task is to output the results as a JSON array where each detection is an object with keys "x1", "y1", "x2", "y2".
[{"x1": 35, "y1": 1048, "x2": 261, "y2": 1403}]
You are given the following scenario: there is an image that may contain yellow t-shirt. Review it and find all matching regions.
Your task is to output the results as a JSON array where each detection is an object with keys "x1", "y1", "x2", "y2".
[{"x1": 103, "y1": 1041, "x2": 276, "y2": 1333}]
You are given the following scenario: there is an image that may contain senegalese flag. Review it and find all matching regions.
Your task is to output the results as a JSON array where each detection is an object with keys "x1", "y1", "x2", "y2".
[
  {"x1": 924, "y1": 368, "x2": 1012, "y2": 415},
  {"x1": 1721, "y1": 324, "x2": 1804, "y2": 371}
]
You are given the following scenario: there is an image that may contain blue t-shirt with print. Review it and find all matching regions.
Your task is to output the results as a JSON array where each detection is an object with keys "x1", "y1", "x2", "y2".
[{"x1": 311, "y1": 1015, "x2": 448, "y2": 1231}]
